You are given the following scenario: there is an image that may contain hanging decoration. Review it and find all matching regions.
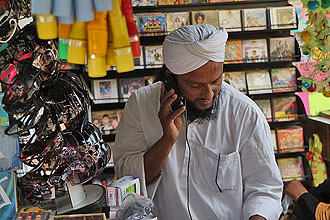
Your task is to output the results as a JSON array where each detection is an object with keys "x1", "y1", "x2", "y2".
[
  {"x1": 298, "y1": 0, "x2": 330, "y2": 97},
  {"x1": 31, "y1": 0, "x2": 140, "y2": 77}
]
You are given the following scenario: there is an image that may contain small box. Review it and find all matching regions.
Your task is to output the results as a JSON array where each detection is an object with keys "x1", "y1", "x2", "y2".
[{"x1": 106, "y1": 176, "x2": 140, "y2": 207}]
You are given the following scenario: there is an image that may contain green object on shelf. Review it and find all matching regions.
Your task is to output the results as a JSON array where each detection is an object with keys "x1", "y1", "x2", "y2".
[{"x1": 59, "y1": 38, "x2": 69, "y2": 60}]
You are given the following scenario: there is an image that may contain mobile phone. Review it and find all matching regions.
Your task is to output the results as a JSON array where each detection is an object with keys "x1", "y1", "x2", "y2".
[{"x1": 163, "y1": 74, "x2": 186, "y2": 112}]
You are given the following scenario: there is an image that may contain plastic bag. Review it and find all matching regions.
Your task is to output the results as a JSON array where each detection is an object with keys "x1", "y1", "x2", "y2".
[
  {"x1": 115, "y1": 192, "x2": 155, "y2": 220},
  {"x1": 306, "y1": 134, "x2": 327, "y2": 187}
]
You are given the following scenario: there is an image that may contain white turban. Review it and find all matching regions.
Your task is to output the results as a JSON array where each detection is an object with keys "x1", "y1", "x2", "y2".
[{"x1": 163, "y1": 24, "x2": 228, "y2": 75}]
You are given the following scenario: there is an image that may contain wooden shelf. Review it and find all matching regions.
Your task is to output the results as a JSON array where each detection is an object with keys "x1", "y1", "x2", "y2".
[
  {"x1": 133, "y1": 0, "x2": 290, "y2": 13},
  {"x1": 102, "y1": 134, "x2": 116, "y2": 142}
]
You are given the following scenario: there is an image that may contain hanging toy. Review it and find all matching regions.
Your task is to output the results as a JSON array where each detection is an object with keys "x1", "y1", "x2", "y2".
[
  {"x1": 67, "y1": 21, "x2": 87, "y2": 64},
  {"x1": 108, "y1": 0, "x2": 134, "y2": 73},
  {"x1": 122, "y1": 0, "x2": 141, "y2": 58},
  {"x1": 58, "y1": 24, "x2": 72, "y2": 60},
  {"x1": 31, "y1": 0, "x2": 58, "y2": 39},
  {"x1": 87, "y1": 11, "x2": 108, "y2": 77}
]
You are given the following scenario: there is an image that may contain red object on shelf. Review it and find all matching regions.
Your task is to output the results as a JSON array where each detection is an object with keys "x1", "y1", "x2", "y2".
[
  {"x1": 307, "y1": 83, "x2": 317, "y2": 92},
  {"x1": 121, "y1": 0, "x2": 141, "y2": 58}
]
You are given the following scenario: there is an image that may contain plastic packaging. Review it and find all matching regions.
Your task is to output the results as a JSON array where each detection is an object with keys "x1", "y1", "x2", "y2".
[{"x1": 115, "y1": 193, "x2": 155, "y2": 220}]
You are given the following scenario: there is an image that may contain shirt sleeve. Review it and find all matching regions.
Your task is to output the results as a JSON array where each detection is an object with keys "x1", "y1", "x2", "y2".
[
  {"x1": 113, "y1": 93, "x2": 161, "y2": 198},
  {"x1": 240, "y1": 121, "x2": 283, "y2": 220},
  {"x1": 310, "y1": 178, "x2": 330, "y2": 203},
  {"x1": 292, "y1": 178, "x2": 330, "y2": 220},
  {"x1": 293, "y1": 192, "x2": 319, "y2": 220}
]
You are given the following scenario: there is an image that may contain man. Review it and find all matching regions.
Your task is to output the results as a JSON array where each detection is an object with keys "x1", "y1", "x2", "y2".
[
  {"x1": 114, "y1": 24, "x2": 283, "y2": 220},
  {"x1": 243, "y1": 51, "x2": 250, "y2": 63},
  {"x1": 285, "y1": 178, "x2": 330, "y2": 220}
]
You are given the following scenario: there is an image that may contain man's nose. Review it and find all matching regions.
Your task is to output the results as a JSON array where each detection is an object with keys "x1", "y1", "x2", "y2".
[{"x1": 201, "y1": 85, "x2": 213, "y2": 100}]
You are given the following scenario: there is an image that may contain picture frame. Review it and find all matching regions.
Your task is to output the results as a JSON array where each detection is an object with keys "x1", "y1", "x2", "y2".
[
  {"x1": 243, "y1": 8, "x2": 267, "y2": 31},
  {"x1": 270, "y1": 6, "x2": 297, "y2": 30},
  {"x1": 242, "y1": 39, "x2": 268, "y2": 63},
  {"x1": 218, "y1": 9, "x2": 242, "y2": 32},
  {"x1": 92, "y1": 79, "x2": 119, "y2": 104},
  {"x1": 269, "y1": 37, "x2": 296, "y2": 61},
  {"x1": 224, "y1": 40, "x2": 243, "y2": 64},
  {"x1": 191, "y1": 10, "x2": 219, "y2": 26},
  {"x1": 277, "y1": 156, "x2": 305, "y2": 182},
  {"x1": 52, "y1": 213, "x2": 106, "y2": 220},
  {"x1": 91, "y1": 110, "x2": 120, "y2": 135},
  {"x1": 145, "y1": 45, "x2": 163, "y2": 68},
  {"x1": 165, "y1": 12, "x2": 190, "y2": 32},
  {"x1": 119, "y1": 78, "x2": 145, "y2": 101},
  {"x1": 222, "y1": 71, "x2": 247, "y2": 94},
  {"x1": 246, "y1": 70, "x2": 272, "y2": 94}
]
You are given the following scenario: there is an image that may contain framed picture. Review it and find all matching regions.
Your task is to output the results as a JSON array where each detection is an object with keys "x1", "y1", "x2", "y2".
[
  {"x1": 270, "y1": 6, "x2": 297, "y2": 29},
  {"x1": 242, "y1": 39, "x2": 268, "y2": 63},
  {"x1": 218, "y1": 9, "x2": 242, "y2": 32},
  {"x1": 92, "y1": 110, "x2": 120, "y2": 135},
  {"x1": 52, "y1": 213, "x2": 106, "y2": 220},
  {"x1": 254, "y1": 99, "x2": 272, "y2": 122},
  {"x1": 145, "y1": 45, "x2": 163, "y2": 68},
  {"x1": 222, "y1": 71, "x2": 246, "y2": 94},
  {"x1": 165, "y1": 12, "x2": 190, "y2": 32},
  {"x1": 243, "y1": 8, "x2": 267, "y2": 31},
  {"x1": 225, "y1": 40, "x2": 243, "y2": 64},
  {"x1": 246, "y1": 70, "x2": 272, "y2": 94},
  {"x1": 119, "y1": 78, "x2": 145, "y2": 101},
  {"x1": 191, "y1": 10, "x2": 219, "y2": 26},
  {"x1": 139, "y1": 13, "x2": 166, "y2": 36},
  {"x1": 92, "y1": 79, "x2": 119, "y2": 104},
  {"x1": 277, "y1": 156, "x2": 305, "y2": 182},
  {"x1": 269, "y1": 37, "x2": 296, "y2": 61}
]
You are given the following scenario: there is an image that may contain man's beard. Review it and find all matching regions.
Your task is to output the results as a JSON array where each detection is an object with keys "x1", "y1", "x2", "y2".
[{"x1": 186, "y1": 92, "x2": 220, "y2": 123}]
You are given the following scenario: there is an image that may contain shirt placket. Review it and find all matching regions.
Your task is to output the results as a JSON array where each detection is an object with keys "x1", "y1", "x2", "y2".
[{"x1": 179, "y1": 123, "x2": 196, "y2": 188}]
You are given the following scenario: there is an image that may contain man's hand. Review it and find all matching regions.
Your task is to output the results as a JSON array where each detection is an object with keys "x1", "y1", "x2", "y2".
[
  {"x1": 143, "y1": 83, "x2": 185, "y2": 184},
  {"x1": 158, "y1": 83, "x2": 185, "y2": 144},
  {"x1": 250, "y1": 215, "x2": 266, "y2": 220},
  {"x1": 284, "y1": 179, "x2": 308, "y2": 201}
]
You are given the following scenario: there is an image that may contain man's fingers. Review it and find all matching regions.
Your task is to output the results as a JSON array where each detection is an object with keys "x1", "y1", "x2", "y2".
[
  {"x1": 160, "y1": 84, "x2": 175, "y2": 104},
  {"x1": 169, "y1": 106, "x2": 185, "y2": 121},
  {"x1": 160, "y1": 83, "x2": 165, "y2": 102}
]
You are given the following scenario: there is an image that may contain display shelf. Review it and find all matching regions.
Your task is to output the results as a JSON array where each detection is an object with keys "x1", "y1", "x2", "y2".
[
  {"x1": 275, "y1": 146, "x2": 308, "y2": 157},
  {"x1": 102, "y1": 134, "x2": 116, "y2": 142},
  {"x1": 269, "y1": 118, "x2": 306, "y2": 127},
  {"x1": 87, "y1": 59, "x2": 299, "y2": 82},
  {"x1": 140, "y1": 29, "x2": 295, "y2": 45},
  {"x1": 133, "y1": 0, "x2": 290, "y2": 13},
  {"x1": 90, "y1": 68, "x2": 159, "y2": 80},
  {"x1": 248, "y1": 90, "x2": 299, "y2": 99},
  {"x1": 92, "y1": 102, "x2": 125, "y2": 111}
]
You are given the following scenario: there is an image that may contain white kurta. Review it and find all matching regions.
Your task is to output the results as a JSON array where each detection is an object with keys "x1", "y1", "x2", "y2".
[{"x1": 113, "y1": 82, "x2": 283, "y2": 220}]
